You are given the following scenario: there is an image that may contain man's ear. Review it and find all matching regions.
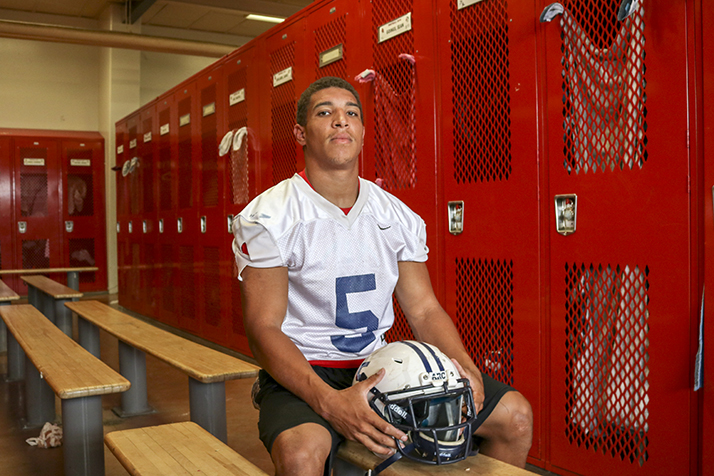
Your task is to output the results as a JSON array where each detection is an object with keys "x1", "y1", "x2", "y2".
[{"x1": 294, "y1": 124, "x2": 306, "y2": 146}]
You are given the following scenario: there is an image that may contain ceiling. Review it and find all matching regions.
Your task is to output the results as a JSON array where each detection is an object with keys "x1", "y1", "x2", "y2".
[{"x1": 0, "y1": 0, "x2": 314, "y2": 49}]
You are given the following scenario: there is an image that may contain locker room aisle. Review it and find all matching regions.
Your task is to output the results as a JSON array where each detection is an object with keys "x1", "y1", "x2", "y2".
[{"x1": 0, "y1": 293, "x2": 274, "y2": 476}]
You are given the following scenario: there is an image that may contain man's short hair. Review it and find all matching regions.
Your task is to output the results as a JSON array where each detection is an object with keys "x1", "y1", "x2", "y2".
[{"x1": 296, "y1": 76, "x2": 363, "y2": 127}]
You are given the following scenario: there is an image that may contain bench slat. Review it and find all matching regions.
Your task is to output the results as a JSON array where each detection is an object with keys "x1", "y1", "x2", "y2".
[
  {"x1": 0, "y1": 279, "x2": 20, "y2": 302},
  {"x1": 337, "y1": 440, "x2": 536, "y2": 476},
  {"x1": 0, "y1": 304, "x2": 130, "y2": 399},
  {"x1": 21, "y1": 275, "x2": 83, "y2": 299},
  {"x1": 66, "y1": 300, "x2": 260, "y2": 383},
  {"x1": 105, "y1": 422, "x2": 268, "y2": 476}
]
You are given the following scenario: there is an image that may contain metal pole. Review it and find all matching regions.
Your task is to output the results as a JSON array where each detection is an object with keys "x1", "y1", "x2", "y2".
[
  {"x1": 62, "y1": 396, "x2": 105, "y2": 476},
  {"x1": 6, "y1": 331, "x2": 25, "y2": 381},
  {"x1": 24, "y1": 356, "x2": 56, "y2": 428},
  {"x1": 77, "y1": 317, "x2": 101, "y2": 358},
  {"x1": 115, "y1": 341, "x2": 154, "y2": 416},
  {"x1": 189, "y1": 377, "x2": 227, "y2": 442},
  {"x1": 54, "y1": 299, "x2": 73, "y2": 338}
]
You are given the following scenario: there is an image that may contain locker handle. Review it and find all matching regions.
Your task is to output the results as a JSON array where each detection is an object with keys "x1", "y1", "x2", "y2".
[
  {"x1": 18, "y1": 221, "x2": 27, "y2": 234},
  {"x1": 65, "y1": 221, "x2": 74, "y2": 233},
  {"x1": 555, "y1": 194, "x2": 577, "y2": 236}
]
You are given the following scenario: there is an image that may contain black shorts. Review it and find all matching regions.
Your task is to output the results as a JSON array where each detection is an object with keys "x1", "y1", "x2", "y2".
[{"x1": 254, "y1": 366, "x2": 514, "y2": 474}]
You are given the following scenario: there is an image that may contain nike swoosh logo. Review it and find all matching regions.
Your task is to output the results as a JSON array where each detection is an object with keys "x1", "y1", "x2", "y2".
[{"x1": 378, "y1": 225, "x2": 391, "y2": 230}]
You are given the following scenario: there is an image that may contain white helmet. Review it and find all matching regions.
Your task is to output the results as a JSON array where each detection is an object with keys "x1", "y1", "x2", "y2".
[{"x1": 354, "y1": 341, "x2": 478, "y2": 465}]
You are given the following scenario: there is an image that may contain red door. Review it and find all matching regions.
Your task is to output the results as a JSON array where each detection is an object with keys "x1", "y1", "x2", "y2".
[
  {"x1": 435, "y1": 0, "x2": 543, "y2": 462},
  {"x1": 542, "y1": 2, "x2": 693, "y2": 474},
  {"x1": 0, "y1": 137, "x2": 18, "y2": 291},
  {"x1": 13, "y1": 137, "x2": 63, "y2": 294}
]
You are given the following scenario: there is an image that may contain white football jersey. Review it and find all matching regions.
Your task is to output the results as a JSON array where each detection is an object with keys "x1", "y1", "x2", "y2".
[{"x1": 233, "y1": 174, "x2": 428, "y2": 362}]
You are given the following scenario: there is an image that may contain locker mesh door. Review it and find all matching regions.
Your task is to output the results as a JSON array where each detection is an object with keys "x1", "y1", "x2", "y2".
[
  {"x1": 371, "y1": 0, "x2": 416, "y2": 190},
  {"x1": 20, "y1": 148, "x2": 48, "y2": 217},
  {"x1": 141, "y1": 116, "x2": 155, "y2": 213},
  {"x1": 201, "y1": 84, "x2": 219, "y2": 208},
  {"x1": 159, "y1": 108, "x2": 173, "y2": 211},
  {"x1": 178, "y1": 97, "x2": 193, "y2": 209},
  {"x1": 450, "y1": 0, "x2": 510, "y2": 183},
  {"x1": 270, "y1": 42, "x2": 297, "y2": 186},
  {"x1": 227, "y1": 64, "x2": 251, "y2": 205},
  {"x1": 314, "y1": 14, "x2": 347, "y2": 79},
  {"x1": 560, "y1": 0, "x2": 647, "y2": 174},
  {"x1": 564, "y1": 263, "x2": 650, "y2": 466}
]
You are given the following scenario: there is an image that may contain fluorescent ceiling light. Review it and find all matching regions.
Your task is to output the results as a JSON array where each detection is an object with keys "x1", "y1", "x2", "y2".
[{"x1": 246, "y1": 14, "x2": 285, "y2": 24}]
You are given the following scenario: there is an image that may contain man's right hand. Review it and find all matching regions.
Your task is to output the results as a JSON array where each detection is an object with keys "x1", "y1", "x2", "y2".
[{"x1": 316, "y1": 368, "x2": 408, "y2": 456}]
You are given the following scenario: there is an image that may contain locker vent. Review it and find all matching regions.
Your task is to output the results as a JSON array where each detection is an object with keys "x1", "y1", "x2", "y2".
[
  {"x1": 22, "y1": 239, "x2": 49, "y2": 270},
  {"x1": 69, "y1": 238, "x2": 96, "y2": 283},
  {"x1": 201, "y1": 84, "x2": 219, "y2": 208},
  {"x1": 314, "y1": 14, "x2": 347, "y2": 79},
  {"x1": 161, "y1": 244, "x2": 175, "y2": 313},
  {"x1": 372, "y1": 0, "x2": 416, "y2": 190},
  {"x1": 228, "y1": 66, "x2": 251, "y2": 205},
  {"x1": 178, "y1": 98, "x2": 193, "y2": 209},
  {"x1": 67, "y1": 174, "x2": 93, "y2": 217},
  {"x1": 21, "y1": 148, "x2": 48, "y2": 217},
  {"x1": 451, "y1": 0, "x2": 511, "y2": 184},
  {"x1": 141, "y1": 117, "x2": 155, "y2": 213},
  {"x1": 270, "y1": 42, "x2": 297, "y2": 186},
  {"x1": 560, "y1": 1, "x2": 647, "y2": 174},
  {"x1": 385, "y1": 296, "x2": 414, "y2": 343},
  {"x1": 179, "y1": 245, "x2": 196, "y2": 322},
  {"x1": 565, "y1": 263, "x2": 649, "y2": 466},
  {"x1": 455, "y1": 258, "x2": 514, "y2": 385},
  {"x1": 204, "y1": 246, "x2": 221, "y2": 327},
  {"x1": 159, "y1": 109, "x2": 172, "y2": 211}
]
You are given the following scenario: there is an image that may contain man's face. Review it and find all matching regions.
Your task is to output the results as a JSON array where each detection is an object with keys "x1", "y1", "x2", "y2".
[{"x1": 294, "y1": 87, "x2": 365, "y2": 170}]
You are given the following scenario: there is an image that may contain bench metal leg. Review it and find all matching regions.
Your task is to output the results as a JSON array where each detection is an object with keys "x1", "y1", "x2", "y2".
[
  {"x1": 55, "y1": 298, "x2": 73, "y2": 338},
  {"x1": 25, "y1": 356, "x2": 56, "y2": 428},
  {"x1": 78, "y1": 318, "x2": 101, "y2": 358},
  {"x1": 0, "y1": 301, "x2": 8, "y2": 353},
  {"x1": 27, "y1": 285, "x2": 38, "y2": 308},
  {"x1": 67, "y1": 271, "x2": 79, "y2": 291},
  {"x1": 6, "y1": 331, "x2": 25, "y2": 381},
  {"x1": 189, "y1": 377, "x2": 227, "y2": 443},
  {"x1": 62, "y1": 395, "x2": 105, "y2": 476},
  {"x1": 333, "y1": 458, "x2": 368, "y2": 476},
  {"x1": 115, "y1": 341, "x2": 154, "y2": 417}
]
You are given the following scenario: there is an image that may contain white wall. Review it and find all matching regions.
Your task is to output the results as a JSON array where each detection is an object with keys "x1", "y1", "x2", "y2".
[{"x1": 140, "y1": 51, "x2": 214, "y2": 106}]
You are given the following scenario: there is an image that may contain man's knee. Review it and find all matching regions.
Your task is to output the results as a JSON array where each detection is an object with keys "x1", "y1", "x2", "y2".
[
  {"x1": 502, "y1": 392, "x2": 533, "y2": 445},
  {"x1": 271, "y1": 423, "x2": 332, "y2": 476}
]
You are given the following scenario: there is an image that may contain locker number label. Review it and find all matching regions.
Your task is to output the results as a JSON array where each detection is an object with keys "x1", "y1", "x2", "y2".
[
  {"x1": 129, "y1": 138, "x2": 137, "y2": 149},
  {"x1": 160, "y1": 123, "x2": 170, "y2": 136},
  {"x1": 379, "y1": 13, "x2": 412, "y2": 43},
  {"x1": 273, "y1": 67, "x2": 293, "y2": 87},
  {"x1": 144, "y1": 131, "x2": 152, "y2": 143},
  {"x1": 23, "y1": 158, "x2": 45, "y2": 166},
  {"x1": 230, "y1": 88, "x2": 245, "y2": 106},
  {"x1": 70, "y1": 159, "x2": 91, "y2": 167},
  {"x1": 457, "y1": 0, "x2": 484, "y2": 9}
]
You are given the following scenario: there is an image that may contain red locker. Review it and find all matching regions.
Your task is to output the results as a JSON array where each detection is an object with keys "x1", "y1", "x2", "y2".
[
  {"x1": 174, "y1": 82, "x2": 201, "y2": 334},
  {"x1": 359, "y1": 0, "x2": 440, "y2": 341},
  {"x1": 61, "y1": 137, "x2": 107, "y2": 293},
  {"x1": 262, "y1": 16, "x2": 308, "y2": 189},
  {"x1": 434, "y1": 0, "x2": 543, "y2": 463},
  {"x1": 222, "y1": 45, "x2": 263, "y2": 355},
  {"x1": 0, "y1": 137, "x2": 17, "y2": 291},
  {"x1": 124, "y1": 113, "x2": 142, "y2": 312},
  {"x1": 195, "y1": 63, "x2": 230, "y2": 346},
  {"x1": 541, "y1": 1, "x2": 693, "y2": 474},
  {"x1": 138, "y1": 103, "x2": 159, "y2": 317},
  {"x1": 12, "y1": 137, "x2": 63, "y2": 294},
  {"x1": 115, "y1": 119, "x2": 129, "y2": 308}
]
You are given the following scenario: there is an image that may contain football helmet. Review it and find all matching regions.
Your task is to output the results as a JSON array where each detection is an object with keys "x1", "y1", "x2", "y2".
[{"x1": 354, "y1": 341, "x2": 478, "y2": 466}]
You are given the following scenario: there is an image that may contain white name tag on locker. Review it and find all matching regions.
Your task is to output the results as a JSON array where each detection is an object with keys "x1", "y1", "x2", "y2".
[
  {"x1": 273, "y1": 67, "x2": 293, "y2": 87},
  {"x1": 129, "y1": 138, "x2": 137, "y2": 149},
  {"x1": 379, "y1": 13, "x2": 412, "y2": 43},
  {"x1": 230, "y1": 89, "x2": 245, "y2": 106},
  {"x1": 144, "y1": 131, "x2": 152, "y2": 143},
  {"x1": 160, "y1": 123, "x2": 170, "y2": 135},
  {"x1": 117, "y1": 145, "x2": 124, "y2": 154},
  {"x1": 202, "y1": 102, "x2": 216, "y2": 117},
  {"x1": 457, "y1": 0, "x2": 484, "y2": 9},
  {"x1": 179, "y1": 114, "x2": 191, "y2": 127},
  {"x1": 23, "y1": 158, "x2": 45, "y2": 166},
  {"x1": 319, "y1": 44, "x2": 343, "y2": 67},
  {"x1": 70, "y1": 159, "x2": 91, "y2": 167}
]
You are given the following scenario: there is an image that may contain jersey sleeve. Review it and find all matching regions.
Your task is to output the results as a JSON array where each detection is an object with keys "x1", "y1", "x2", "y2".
[
  {"x1": 232, "y1": 215, "x2": 284, "y2": 280},
  {"x1": 396, "y1": 215, "x2": 428, "y2": 263}
]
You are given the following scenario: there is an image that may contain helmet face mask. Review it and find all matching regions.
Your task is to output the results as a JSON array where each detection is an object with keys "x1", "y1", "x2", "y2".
[{"x1": 355, "y1": 341, "x2": 478, "y2": 465}]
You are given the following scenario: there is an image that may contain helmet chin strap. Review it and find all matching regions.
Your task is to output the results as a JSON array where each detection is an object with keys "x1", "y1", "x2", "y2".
[{"x1": 368, "y1": 442, "x2": 416, "y2": 475}]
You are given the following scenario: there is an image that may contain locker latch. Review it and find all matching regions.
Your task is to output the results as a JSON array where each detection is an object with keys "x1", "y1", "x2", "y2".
[
  {"x1": 128, "y1": 221, "x2": 133, "y2": 233},
  {"x1": 447, "y1": 201, "x2": 464, "y2": 235},
  {"x1": 554, "y1": 194, "x2": 577, "y2": 236},
  {"x1": 18, "y1": 221, "x2": 27, "y2": 234},
  {"x1": 177, "y1": 217, "x2": 183, "y2": 234},
  {"x1": 227, "y1": 215, "x2": 234, "y2": 234},
  {"x1": 200, "y1": 216, "x2": 207, "y2": 234},
  {"x1": 65, "y1": 221, "x2": 74, "y2": 233},
  {"x1": 159, "y1": 219, "x2": 164, "y2": 234},
  {"x1": 142, "y1": 220, "x2": 148, "y2": 234}
]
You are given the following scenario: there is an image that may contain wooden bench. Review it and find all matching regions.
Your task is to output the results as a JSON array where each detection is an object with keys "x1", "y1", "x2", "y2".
[
  {"x1": 65, "y1": 300, "x2": 260, "y2": 442},
  {"x1": 21, "y1": 275, "x2": 83, "y2": 338},
  {"x1": 0, "y1": 278, "x2": 20, "y2": 354},
  {"x1": 0, "y1": 266, "x2": 98, "y2": 291},
  {"x1": 105, "y1": 421, "x2": 269, "y2": 476},
  {"x1": 0, "y1": 304, "x2": 130, "y2": 476},
  {"x1": 334, "y1": 440, "x2": 537, "y2": 476}
]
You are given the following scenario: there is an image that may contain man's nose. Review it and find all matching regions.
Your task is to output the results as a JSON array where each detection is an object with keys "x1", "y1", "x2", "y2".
[{"x1": 332, "y1": 110, "x2": 348, "y2": 127}]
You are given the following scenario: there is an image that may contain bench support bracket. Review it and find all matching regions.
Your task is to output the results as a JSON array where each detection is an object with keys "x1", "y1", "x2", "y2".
[
  {"x1": 115, "y1": 341, "x2": 155, "y2": 417},
  {"x1": 189, "y1": 377, "x2": 227, "y2": 443},
  {"x1": 25, "y1": 356, "x2": 56, "y2": 428},
  {"x1": 5, "y1": 331, "x2": 25, "y2": 381},
  {"x1": 78, "y1": 317, "x2": 101, "y2": 358}
]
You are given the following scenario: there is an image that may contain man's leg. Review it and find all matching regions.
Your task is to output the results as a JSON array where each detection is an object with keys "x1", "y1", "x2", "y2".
[
  {"x1": 474, "y1": 390, "x2": 533, "y2": 467},
  {"x1": 271, "y1": 423, "x2": 333, "y2": 476}
]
